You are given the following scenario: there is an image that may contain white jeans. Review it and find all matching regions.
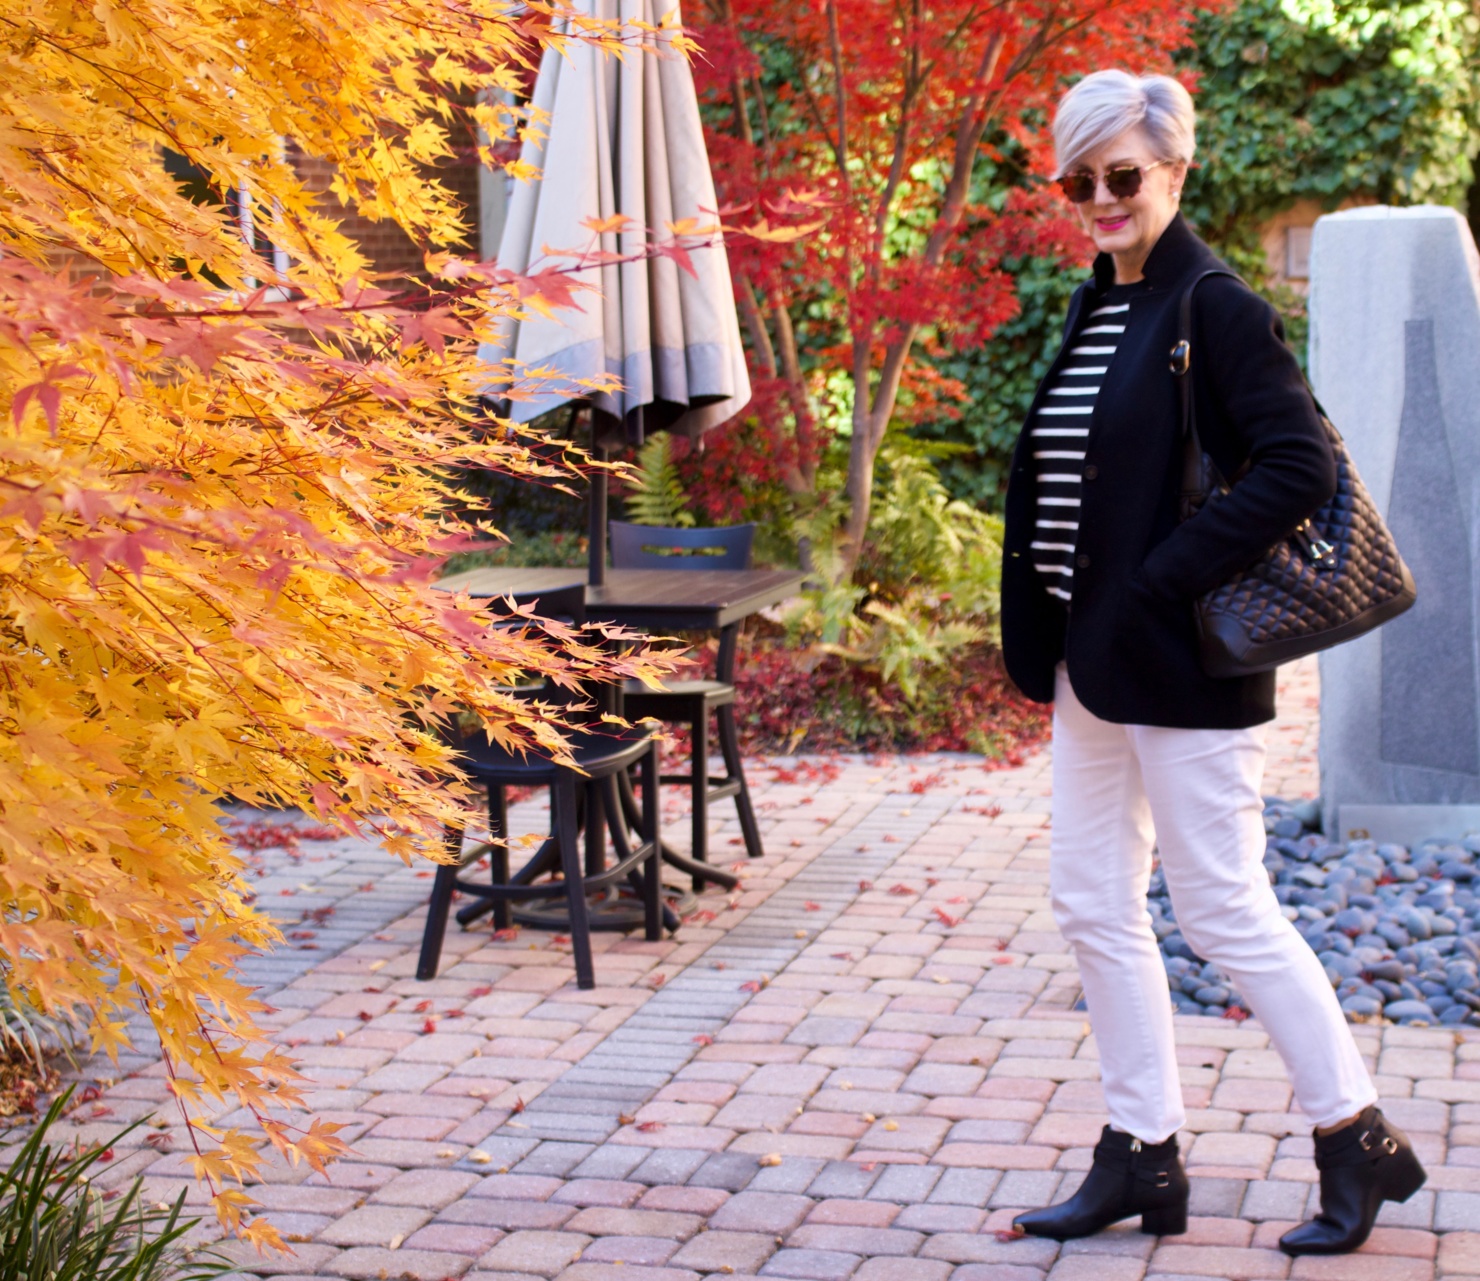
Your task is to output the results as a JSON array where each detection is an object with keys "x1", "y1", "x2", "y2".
[{"x1": 1050, "y1": 664, "x2": 1376, "y2": 1140}]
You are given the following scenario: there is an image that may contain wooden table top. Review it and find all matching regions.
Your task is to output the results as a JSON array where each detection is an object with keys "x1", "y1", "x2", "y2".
[{"x1": 434, "y1": 566, "x2": 809, "y2": 631}]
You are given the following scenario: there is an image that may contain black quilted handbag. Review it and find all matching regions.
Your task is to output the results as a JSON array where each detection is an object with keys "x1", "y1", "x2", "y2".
[{"x1": 1172, "y1": 269, "x2": 1416, "y2": 679}]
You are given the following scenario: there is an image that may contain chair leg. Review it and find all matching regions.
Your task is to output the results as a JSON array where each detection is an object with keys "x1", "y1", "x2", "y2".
[
  {"x1": 554, "y1": 772, "x2": 596, "y2": 990},
  {"x1": 640, "y1": 738, "x2": 662, "y2": 942},
  {"x1": 584, "y1": 775, "x2": 607, "y2": 879},
  {"x1": 690, "y1": 711, "x2": 709, "y2": 893},
  {"x1": 718, "y1": 703, "x2": 764, "y2": 859},
  {"x1": 417, "y1": 826, "x2": 463, "y2": 981},
  {"x1": 489, "y1": 782, "x2": 510, "y2": 932}
]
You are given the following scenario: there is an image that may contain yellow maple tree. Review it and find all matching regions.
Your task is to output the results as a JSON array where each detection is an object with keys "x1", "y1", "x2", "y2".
[{"x1": 0, "y1": 0, "x2": 689, "y2": 1249}]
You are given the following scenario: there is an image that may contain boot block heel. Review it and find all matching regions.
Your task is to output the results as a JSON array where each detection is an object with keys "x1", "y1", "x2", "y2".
[
  {"x1": 1141, "y1": 1204, "x2": 1187, "y2": 1236},
  {"x1": 1382, "y1": 1147, "x2": 1427, "y2": 1204}
]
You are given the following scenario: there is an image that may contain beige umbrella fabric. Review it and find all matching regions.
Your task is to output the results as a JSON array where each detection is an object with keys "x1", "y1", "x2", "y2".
[{"x1": 483, "y1": 0, "x2": 751, "y2": 442}]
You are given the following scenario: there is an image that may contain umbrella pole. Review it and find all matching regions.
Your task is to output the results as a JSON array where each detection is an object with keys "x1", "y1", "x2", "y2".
[{"x1": 589, "y1": 442, "x2": 608, "y2": 588}]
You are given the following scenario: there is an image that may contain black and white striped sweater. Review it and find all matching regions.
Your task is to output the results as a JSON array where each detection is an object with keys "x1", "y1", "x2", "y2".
[{"x1": 1031, "y1": 284, "x2": 1140, "y2": 601}]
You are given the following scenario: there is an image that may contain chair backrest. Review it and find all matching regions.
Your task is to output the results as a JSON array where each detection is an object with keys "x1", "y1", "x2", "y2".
[{"x1": 609, "y1": 521, "x2": 754, "y2": 571}]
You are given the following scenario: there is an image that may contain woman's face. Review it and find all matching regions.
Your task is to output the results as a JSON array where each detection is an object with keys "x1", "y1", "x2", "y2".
[{"x1": 1063, "y1": 126, "x2": 1186, "y2": 277}]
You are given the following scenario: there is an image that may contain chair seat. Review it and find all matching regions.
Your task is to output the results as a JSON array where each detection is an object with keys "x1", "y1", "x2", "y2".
[
  {"x1": 451, "y1": 723, "x2": 654, "y2": 783},
  {"x1": 624, "y1": 679, "x2": 736, "y2": 715}
]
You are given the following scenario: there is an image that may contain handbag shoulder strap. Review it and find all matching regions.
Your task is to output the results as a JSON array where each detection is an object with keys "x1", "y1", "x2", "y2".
[{"x1": 1171, "y1": 267, "x2": 1243, "y2": 505}]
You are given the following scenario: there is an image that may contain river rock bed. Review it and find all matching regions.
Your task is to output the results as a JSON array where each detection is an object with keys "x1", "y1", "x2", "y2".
[{"x1": 1150, "y1": 799, "x2": 1480, "y2": 1027}]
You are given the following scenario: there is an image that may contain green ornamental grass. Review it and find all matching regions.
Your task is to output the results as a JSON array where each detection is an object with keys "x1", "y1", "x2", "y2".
[{"x1": 0, "y1": 1089, "x2": 233, "y2": 1281}]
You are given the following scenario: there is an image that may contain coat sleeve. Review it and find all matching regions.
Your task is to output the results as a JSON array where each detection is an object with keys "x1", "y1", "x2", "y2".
[{"x1": 1136, "y1": 276, "x2": 1338, "y2": 600}]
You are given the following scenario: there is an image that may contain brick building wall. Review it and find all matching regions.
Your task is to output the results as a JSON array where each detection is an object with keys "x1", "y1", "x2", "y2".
[{"x1": 288, "y1": 100, "x2": 486, "y2": 281}]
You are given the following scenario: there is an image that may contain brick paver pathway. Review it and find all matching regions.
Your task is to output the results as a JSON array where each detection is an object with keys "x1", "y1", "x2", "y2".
[{"x1": 55, "y1": 657, "x2": 1480, "y2": 1280}]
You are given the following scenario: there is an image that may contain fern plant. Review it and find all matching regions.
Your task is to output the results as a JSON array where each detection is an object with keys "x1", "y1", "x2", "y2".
[
  {"x1": 0, "y1": 1089, "x2": 233, "y2": 1281},
  {"x1": 783, "y1": 443, "x2": 1006, "y2": 703},
  {"x1": 625, "y1": 434, "x2": 695, "y2": 528}
]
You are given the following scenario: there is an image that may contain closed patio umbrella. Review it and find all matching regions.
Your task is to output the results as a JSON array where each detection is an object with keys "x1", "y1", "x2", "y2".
[{"x1": 482, "y1": 0, "x2": 751, "y2": 584}]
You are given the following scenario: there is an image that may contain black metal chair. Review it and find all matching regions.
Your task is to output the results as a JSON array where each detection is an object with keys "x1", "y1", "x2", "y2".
[
  {"x1": 417, "y1": 580, "x2": 664, "y2": 990},
  {"x1": 417, "y1": 723, "x2": 662, "y2": 989},
  {"x1": 609, "y1": 521, "x2": 764, "y2": 883}
]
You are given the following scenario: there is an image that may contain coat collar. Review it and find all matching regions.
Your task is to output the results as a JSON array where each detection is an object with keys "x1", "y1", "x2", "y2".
[{"x1": 1089, "y1": 213, "x2": 1223, "y2": 295}]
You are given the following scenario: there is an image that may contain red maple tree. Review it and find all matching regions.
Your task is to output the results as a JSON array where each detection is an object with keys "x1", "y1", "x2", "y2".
[{"x1": 690, "y1": 0, "x2": 1207, "y2": 569}]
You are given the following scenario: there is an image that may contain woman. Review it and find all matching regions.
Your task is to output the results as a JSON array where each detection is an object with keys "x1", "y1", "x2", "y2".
[{"x1": 1001, "y1": 70, "x2": 1426, "y2": 1257}]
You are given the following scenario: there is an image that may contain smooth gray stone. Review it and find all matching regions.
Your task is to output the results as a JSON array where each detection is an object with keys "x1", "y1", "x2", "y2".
[
  {"x1": 1313, "y1": 208, "x2": 1480, "y2": 842},
  {"x1": 1384, "y1": 999, "x2": 1438, "y2": 1020}
]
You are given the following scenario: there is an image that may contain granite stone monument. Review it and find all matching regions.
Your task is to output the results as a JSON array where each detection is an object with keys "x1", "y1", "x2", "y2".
[{"x1": 1310, "y1": 205, "x2": 1480, "y2": 843}]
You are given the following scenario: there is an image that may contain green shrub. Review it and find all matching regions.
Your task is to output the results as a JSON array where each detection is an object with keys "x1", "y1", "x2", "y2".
[
  {"x1": 439, "y1": 529, "x2": 589, "y2": 576},
  {"x1": 783, "y1": 444, "x2": 1004, "y2": 702},
  {"x1": 922, "y1": 253, "x2": 1083, "y2": 513},
  {"x1": 0, "y1": 1089, "x2": 232, "y2": 1281}
]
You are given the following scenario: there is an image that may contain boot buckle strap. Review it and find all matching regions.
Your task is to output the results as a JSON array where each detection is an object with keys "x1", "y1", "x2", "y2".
[{"x1": 1356, "y1": 1129, "x2": 1398, "y2": 1156}]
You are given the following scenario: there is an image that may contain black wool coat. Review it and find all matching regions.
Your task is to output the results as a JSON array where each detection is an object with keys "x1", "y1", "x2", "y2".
[{"x1": 1000, "y1": 214, "x2": 1337, "y2": 729}]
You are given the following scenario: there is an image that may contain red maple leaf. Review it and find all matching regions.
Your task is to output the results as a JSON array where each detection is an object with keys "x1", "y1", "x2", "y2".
[{"x1": 398, "y1": 305, "x2": 466, "y2": 356}]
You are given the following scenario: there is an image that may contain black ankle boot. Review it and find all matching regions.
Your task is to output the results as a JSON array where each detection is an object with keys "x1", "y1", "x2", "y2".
[
  {"x1": 1013, "y1": 1126, "x2": 1189, "y2": 1241},
  {"x1": 1279, "y1": 1105, "x2": 1427, "y2": 1256}
]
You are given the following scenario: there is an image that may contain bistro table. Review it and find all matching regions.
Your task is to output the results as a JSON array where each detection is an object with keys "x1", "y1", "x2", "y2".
[
  {"x1": 435, "y1": 564, "x2": 808, "y2": 906},
  {"x1": 436, "y1": 565, "x2": 808, "y2": 633}
]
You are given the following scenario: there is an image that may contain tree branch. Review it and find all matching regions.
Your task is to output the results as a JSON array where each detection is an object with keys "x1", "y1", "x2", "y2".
[
  {"x1": 824, "y1": 0, "x2": 851, "y2": 191},
  {"x1": 868, "y1": 0, "x2": 925, "y2": 278},
  {"x1": 922, "y1": 28, "x2": 1006, "y2": 269},
  {"x1": 737, "y1": 273, "x2": 777, "y2": 377},
  {"x1": 770, "y1": 289, "x2": 818, "y2": 490}
]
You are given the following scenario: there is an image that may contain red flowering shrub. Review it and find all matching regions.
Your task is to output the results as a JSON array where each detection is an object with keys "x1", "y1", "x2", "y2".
[{"x1": 731, "y1": 632, "x2": 1050, "y2": 759}]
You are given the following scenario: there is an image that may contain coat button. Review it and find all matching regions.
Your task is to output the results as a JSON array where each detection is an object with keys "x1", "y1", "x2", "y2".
[
  {"x1": 1083, "y1": 464, "x2": 1099, "y2": 480},
  {"x1": 1076, "y1": 554, "x2": 1091, "y2": 569}
]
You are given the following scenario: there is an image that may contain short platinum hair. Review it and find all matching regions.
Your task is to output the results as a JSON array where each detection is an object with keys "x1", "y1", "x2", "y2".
[{"x1": 1053, "y1": 70, "x2": 1196, "y2": 177}]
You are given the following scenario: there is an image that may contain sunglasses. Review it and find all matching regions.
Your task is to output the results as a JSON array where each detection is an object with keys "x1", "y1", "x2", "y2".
[{"x1": 1057, "y1": 159, "x2": 1171, "y2": 204}]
